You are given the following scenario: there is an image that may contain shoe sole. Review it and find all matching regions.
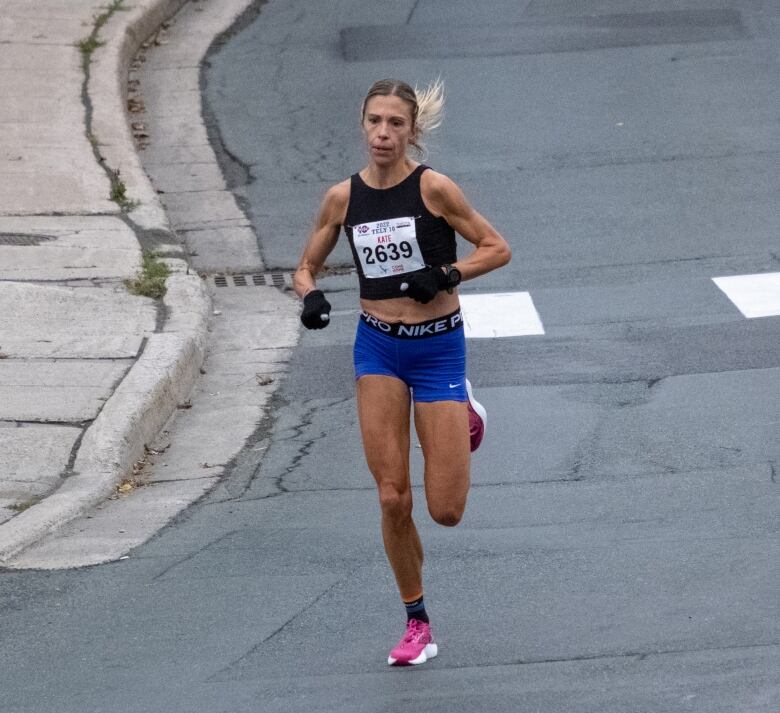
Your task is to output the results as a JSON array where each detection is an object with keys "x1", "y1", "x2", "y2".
[
  {"x1": 465, "y1": 379, "x2": 487, "y2": 429},
  {"x1": 388, "y1": 643, "x2": 438, "y2": 666}
]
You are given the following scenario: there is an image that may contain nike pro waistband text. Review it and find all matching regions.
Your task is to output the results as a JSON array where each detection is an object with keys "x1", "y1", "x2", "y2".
[{"x1": 360, "y1": 309, "x2": 464, "y2": 339}]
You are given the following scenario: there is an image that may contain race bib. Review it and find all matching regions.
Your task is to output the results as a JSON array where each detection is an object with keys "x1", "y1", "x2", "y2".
[{"x1": 353, "y1": 216, "x2": 425, "y2": 278}]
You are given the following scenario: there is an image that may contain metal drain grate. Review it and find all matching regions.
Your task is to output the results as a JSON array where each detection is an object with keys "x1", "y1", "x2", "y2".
[
  {"x1": 0, "y1": 233, "x2": 57, "y2": 246},
  {"x1": 207, "y1": 272, "x2": 293, "y2": 289}
]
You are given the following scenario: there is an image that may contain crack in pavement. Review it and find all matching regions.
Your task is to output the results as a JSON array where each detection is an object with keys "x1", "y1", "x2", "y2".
[
  {"x1": 0, "y1": 420, "x2": 88, "y2": 428},
  {"x1": 207, "y1": 565, "x2": 362, "y2": 681},
  {"x1": 0, "y1": 356, "x2": 138, "y2": 362},
  {"x1": 406, "y1": 0, "x2": 422, "y2": 25},
  {"x1": 209, "y1": 396, "x2": 353, "y2": 504},
  {"x1": 146, "y1": 474, "x2": 222, "y2": 485},
  {"x1": 0, "y1": 277, "x2": 128, "y2": 286},
  {"x1": 150, "y1": 529, "x2": 240, "y2": 581},
  {"x1": 231, "y1": 477, "x2": 593, "y2": 502},
  {"x1": 491, "y1": 639, "x2": 780, "y2": 669}
]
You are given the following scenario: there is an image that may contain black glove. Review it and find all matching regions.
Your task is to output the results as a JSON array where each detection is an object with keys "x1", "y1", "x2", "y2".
[
  {"x1": 401, "y1": 266, "x2": 448, "y2": 304},
  {"x1": 300, "y1": 290, "x2": 331, "y2": 329}
]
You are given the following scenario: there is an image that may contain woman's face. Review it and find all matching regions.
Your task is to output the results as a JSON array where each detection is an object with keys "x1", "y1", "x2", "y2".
[{"x1": 362, "y1": 94, "x2": 416, "y2": 166}]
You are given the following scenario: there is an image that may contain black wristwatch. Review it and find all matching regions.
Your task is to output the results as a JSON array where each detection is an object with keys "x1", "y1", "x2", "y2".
[{"x1": 442, "y1": 264, "x2": 462, "y2": 293}]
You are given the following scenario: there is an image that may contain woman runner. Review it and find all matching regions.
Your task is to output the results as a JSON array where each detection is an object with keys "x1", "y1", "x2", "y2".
[{"x1": 293, "y1": 78, "x2": 511, "y2": 665}]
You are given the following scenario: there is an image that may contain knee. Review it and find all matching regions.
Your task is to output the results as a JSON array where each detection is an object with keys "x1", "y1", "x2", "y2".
[
  {"x1": 428, "y1": 502, "x2": 464, "y2": 527},
  {"x1": 378, "y1": 483, "x2": 413, "y2": 522}
]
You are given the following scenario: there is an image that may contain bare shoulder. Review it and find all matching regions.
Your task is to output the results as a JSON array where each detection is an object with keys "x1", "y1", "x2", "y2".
[
  {"x1": 312, "y1": 178, "x2": 349, "y2": 226},
  {"x1": 319, "y1": 178, "x2": 350, "y2": 222},
  {"x1": 420, "y1": 168, "x2": 459, "y2": 197},
  {"x1": 420, "y1": 168, "x2": 467, "y2": 216}
]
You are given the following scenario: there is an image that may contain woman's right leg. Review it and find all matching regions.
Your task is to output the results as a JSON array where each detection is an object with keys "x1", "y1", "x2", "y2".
[{"x1": 356, "y1": 374, "x2": 424, "y2": 601}]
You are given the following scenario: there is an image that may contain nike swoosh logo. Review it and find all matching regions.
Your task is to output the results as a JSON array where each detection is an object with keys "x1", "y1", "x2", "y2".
[{"x1": 449, "y1": 383, "x2": 461, "y2": 388}]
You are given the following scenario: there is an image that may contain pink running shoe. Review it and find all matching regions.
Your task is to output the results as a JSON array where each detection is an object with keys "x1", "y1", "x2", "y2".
[
  {"x1": 387, "y1": 619, "x2": 438, "y2": 666},
  {"x1": 466, "y1": 379, "x2": 486, "y2": 452}
]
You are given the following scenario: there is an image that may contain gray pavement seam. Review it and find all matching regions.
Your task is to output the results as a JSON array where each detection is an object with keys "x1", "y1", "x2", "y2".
[{"x1": 78, "y1": 0, "x2": 140, "y2": 214}]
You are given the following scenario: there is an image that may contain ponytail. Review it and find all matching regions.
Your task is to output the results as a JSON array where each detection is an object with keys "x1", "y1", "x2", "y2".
[{"x1": 411, "y1": 78, "x2": 445, "y2": 157}]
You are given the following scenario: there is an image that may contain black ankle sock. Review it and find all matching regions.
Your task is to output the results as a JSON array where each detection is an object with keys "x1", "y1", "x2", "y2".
[{"x1": 404, "y1": 595, "x2": 429, "y2": 623}]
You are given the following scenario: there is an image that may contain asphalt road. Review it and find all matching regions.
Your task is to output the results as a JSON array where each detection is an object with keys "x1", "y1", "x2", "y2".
[{"x1": 2, "y1": 1, "x2": 780, "y2": 711}]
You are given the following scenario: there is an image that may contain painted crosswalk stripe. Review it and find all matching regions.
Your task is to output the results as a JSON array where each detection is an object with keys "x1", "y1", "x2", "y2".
[
  {"x1": 712, "y1": 272, "x2": 780, "y2": 319},
  {"x1": 460, "y1": 292, "x2": 545, "y2": 338}
]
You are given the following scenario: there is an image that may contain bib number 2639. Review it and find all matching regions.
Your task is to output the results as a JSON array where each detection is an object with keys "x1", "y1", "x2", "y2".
[
  {"x1": 353, "y1": 216, "x2": 424, "y2": 278},
  {"x1": 362, "y1": 241, "x2": 414, "y2": 264}
]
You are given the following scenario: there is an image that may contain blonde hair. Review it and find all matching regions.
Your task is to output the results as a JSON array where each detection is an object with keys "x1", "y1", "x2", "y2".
[{"x1": 361, "y1": 78, "x2": 445, "y2": 157}]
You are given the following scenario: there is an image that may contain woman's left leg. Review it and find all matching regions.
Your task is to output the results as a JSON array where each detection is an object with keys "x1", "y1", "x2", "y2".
[{"x1": 413, "y1": 400, "x2": 471, "y2": 526}]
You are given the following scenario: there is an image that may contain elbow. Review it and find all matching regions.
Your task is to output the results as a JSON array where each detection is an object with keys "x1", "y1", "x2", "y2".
[{"x1": 497, "y1": 241, "x2": 512, "y2": 267}]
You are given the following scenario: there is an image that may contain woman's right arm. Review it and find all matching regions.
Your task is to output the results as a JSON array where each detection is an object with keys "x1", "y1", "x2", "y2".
[{"x1": 293, "y1": 180, "x2": 350, "y2": 299}]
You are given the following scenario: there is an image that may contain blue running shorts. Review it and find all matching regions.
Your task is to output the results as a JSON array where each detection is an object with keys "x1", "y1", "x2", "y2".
[{"x1": 353, "y1": 309, "x2": 467, "y2": 403}]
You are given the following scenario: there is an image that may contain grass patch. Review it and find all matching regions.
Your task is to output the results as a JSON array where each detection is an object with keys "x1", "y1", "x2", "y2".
[
  {"x1": 77, "y1": 35, "x2": 105, "y2": 58},
  {"x1": 108, "y1": 169, "x2": 139, "y2": 212},
  {"x1": 95, "y1": 0, "x2": 127, "y2": 31},
  {"x1": 75, "y1": 0, "x2": 140, "y2": 213},
  {"x1": 125, "y1": 251, "x2": 171, "y2": 299},
  {"x1": 75, "y1": 0, "x2": 126, "y2": 70},
  {"x1": 8, "y1": 497, "x2": 40, "y2": 513},
  {"x1": 76, "y1": 0, "x2": 126, "y2": 54}
]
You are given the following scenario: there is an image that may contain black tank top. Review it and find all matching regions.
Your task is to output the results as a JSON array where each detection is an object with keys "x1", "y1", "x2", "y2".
[{"x1": 344, "y1": 165, "x2": 457, "y2": 300}]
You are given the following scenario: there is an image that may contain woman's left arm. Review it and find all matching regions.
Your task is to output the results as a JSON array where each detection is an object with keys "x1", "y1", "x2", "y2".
[{"x1": 421, "y1": 170, "x2": 511, "y2": 281}]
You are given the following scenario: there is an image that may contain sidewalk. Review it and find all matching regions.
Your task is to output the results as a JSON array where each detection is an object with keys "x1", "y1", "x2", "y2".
[{"x1": 0, "y1": 0, "x2": 215, "y2": 563}]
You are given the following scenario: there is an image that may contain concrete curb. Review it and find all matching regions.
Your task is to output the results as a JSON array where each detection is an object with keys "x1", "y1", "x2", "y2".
[
  {"x1": 0, "y1": 1, "x2": 211, "y2": 564},
  {"x1": 73, "y1": 275, "x2": 210, "y2": 481},
  {"x1": 90, "y1": 0, "x2": 190, "y2": 233},
  {"x1": 0, "y1": 277, "x2": 210, "y2": 564}
]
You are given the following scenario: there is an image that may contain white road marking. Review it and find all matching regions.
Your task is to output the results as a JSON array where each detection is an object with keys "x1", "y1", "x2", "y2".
[
  {"x1": 460, "y1": 292, "x2": 545, "y2": 338},
  {"x1": 712, "y1": 272, "x2": 780, "y2": 319}
]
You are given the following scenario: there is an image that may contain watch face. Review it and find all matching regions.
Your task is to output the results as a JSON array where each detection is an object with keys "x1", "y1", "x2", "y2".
[{"x1": 448, "y1": 266, "x2": 461, "y2": 286}]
